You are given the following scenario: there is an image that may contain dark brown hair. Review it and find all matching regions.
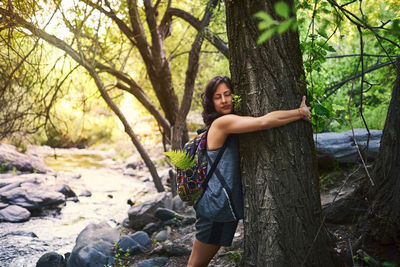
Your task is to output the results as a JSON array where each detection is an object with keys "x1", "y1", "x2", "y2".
[{"x1": 201, "y1": 76, "x2": 233, "y2": 126}]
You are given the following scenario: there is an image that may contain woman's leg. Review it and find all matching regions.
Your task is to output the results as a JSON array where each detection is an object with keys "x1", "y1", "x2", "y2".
[{"x1": 187, "y1": 238, "x2": 220, "y2": 267}]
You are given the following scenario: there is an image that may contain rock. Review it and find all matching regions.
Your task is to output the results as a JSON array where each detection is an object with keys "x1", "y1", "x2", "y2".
[
  {"x1": 125, "y1": 156, "x2": 139, "y2": 169},
  {"x1": 172, "y1": 195, "x2": 187, "y2": 212},
  {"x1": 0, "y1": 185, "x2": 65, "y2": 211},
  {"x1": 131, "y1": 257, "x2": 169, "y2": 267},
  {"x1": 79, "y1": 190, "x2": 92, "y2": 197},
  {"x1": 67, "y1": 222, "x2": 120, "y2": 267},
  {"x1": 51, "y1": 184, "x2": 77, "y2": 198},
  {"x1": 0, "y1": 143, "x2": 51, "y2": 173},
  {"x1": 0, "y1": 178, "x2": 38, "y2": 194},
  {"x1": 182, "y1": 216, "x2": 196, "y2": 226},
  {"x1": 140, "y1": 177, "x2": 150, "y2": 183},
  {"x1": 127, "y1": 193, "x2": 173, "y2": 230},
  {"x1": 155, "y1": 230, "x2": 169, "y2": 242},
  {"x1": 313, "y1": 129, "x2": 381, "y2": 168},
  {"x1": 6, "y1": 231, "x2": 38, "y2": 238},
  {"x1": 155, "y1": 208, "x2": 182, "y2": 221},
  {"x1": 143, "y1": 222, "x2": 162, "y2": 235},
  {"x1": 56, "y1": 172, "x2": 81, "y2": 179},
  {"x1": 0, "y1": 202, "x2": 8, "y2": 209},
  {"x1": 130, "y1": 231, "x2": 151, "y2": 248},
  {"x1": 123, "y1": 168, "x2": 136, "y2": 176},
  {"x1": 0, "y1": 205, "x2": 31, "y2": 222},
  {"x1": 118, "y1": 236, "x2": 146, "y2": 255},
  {"x1": 36, "y1": 252, "x2": 66, "y2": 267},
  {"x1": 122, "y1": 217, "x2": 130, "y2": 228},
  {"x1": 162, "y1": 240, "x2": 191, "y2": 256}
]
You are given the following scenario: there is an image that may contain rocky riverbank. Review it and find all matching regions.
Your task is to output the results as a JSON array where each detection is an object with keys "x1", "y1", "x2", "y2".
[{"x1": 0, "y1": 129, "x2": 383, "y2": 266}]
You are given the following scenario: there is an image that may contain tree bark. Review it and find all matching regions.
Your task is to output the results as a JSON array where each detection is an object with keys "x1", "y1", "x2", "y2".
[
  {"x1": 361, "y1": 58, "x2": 400, "y2": 253},
  {"x1": 225, "y1": 1, "x2": 336, "y2": 266}
]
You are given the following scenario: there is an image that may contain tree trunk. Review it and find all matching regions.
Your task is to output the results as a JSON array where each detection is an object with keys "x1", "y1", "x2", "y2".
[
  {"x1": 361, "y1": 58, "x2": 400, "y2": 259},
  {"x1": 225, "y1": 1, "x2": 336, "y2": 266}
]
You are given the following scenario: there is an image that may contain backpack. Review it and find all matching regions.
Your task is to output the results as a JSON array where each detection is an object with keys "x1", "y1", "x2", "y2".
[{"x1": 175, "y1": 129, "x2": 228, "y2": 206}]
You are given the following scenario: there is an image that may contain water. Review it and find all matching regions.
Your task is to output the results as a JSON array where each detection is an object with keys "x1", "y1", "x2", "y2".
[{"x1": 0, "y1": 152, "x2": 157, "y2": 267}]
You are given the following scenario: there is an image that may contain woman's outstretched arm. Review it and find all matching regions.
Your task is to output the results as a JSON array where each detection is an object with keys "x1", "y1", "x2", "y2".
[{"x1": 207, "y1": 96, "x2": 311, "y2": 149}]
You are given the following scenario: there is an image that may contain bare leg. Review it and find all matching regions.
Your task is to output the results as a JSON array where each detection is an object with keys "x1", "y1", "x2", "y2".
[{"x1": 187, "y1": 238, "x2": 221, "y2": 267}]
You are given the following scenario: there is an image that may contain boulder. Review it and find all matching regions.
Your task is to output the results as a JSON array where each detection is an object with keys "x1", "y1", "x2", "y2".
[
  {"x1": 36, "y1": 252, "x2": 66, "y2": 267},
  {"x1": 129, "y1": 231, "x2": 151, "y2": 248},
  {"x1": 172, "y1": 195, "x2": 187, "y2": 212},
  {"x1": 131, "y1": 257, "x2": 169, "y2": 267},
  {"x1": 79, "y1": 190, "x2": 92, "y2": 197},
  {"x1": 181, "y1": 216, "x2": 196, "y2": 226},
  {"x1": 155, "y1": 230, "x2": 169, "y2": 242},
  {"x1": 0, "y1": 185, "x2": 65, "y2": 211},
  {"x1": 143, "y1": 222, "x2": 162, "y2": 235},
  {"x1": 0, "y1": 205, "x2": 31, "y2": 222},
  {"x1": 154, "y1": 208, "x2": 182, "y2": 221},
  {"x1": 118, "y1": 236, "x2": 146, "y2": 255},
  {"x1": 313, "y1": 129, "x2": 381, "y2": 168},
  {"x1": 127, "y1": 193, "x2": 172, "y2": 230},
  {"x1": 67, "y1": 222, "x2": 120, "y2": 267},
  {"x1": 51, "y1": 184, "x2": 77, "y2": 198},
  {"x1": 6, "y1": 230, "x2": 38, "y2": 238},
  {"x1": 0, "y1": 143, "x2": 51, "y2": 173},
  {"x1": 161, "y1": 240, "x2": 191, "y2": 256}
]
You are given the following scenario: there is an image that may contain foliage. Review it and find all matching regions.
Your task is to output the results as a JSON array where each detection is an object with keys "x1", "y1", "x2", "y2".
[
  {"x1": 253, "y1": 2, "x2": 298, "y2": 44},
  {"x1": 227, "y1": 250, "x2": 242, "y2": 264},
  {"x1": 0, "y1": 163, "x2": 9, "y2": 174},
  {"x1": 232, "y1": 93, "x2": 242, "y2": 112},
  {"x1": 163, "y1": 150, "x2": 195, "y2": 170},
  {"x1": 254, "y1": 0, "x2": 399, "y2": 133}
]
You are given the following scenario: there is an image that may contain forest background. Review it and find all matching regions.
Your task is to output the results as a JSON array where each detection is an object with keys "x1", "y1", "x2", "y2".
[{"x1": 1, "y1": 0, "x2": 398, "y2": 156}]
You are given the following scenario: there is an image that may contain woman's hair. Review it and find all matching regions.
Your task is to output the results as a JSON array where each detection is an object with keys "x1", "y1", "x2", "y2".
[{"x1": 201, "y1": 76, "x2": 233, "y2": 126}]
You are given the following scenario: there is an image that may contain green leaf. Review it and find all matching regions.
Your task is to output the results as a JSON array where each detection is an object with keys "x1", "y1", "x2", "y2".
[
  {"x1": 325, "y1": 45, "x2": 336, "y2": 52},
  {"x1": 257, "y1": 28, "x2": 276, "y2": 44},
  {"x1": 334, "y1": 118, "x2": 346, "y2": 126},
  {"x1": 314, "y1": 104, "x2": 330, "y2": 116},
  {"x1": 277, "y1": 19, "x2": 292, "y2": 34},
  {"x1": 291, "y1": 21, "x2": 298, "y2": 31},
  {"x1": 317, "y1": 29, "x2": 328, "y2": 39},
  {"x1": 258, "y1": 16, "x2": 275, "y2": 30},
  {"x1": 274, "y1": 2, "x2": 290, "y2": 18},
  {"x1": 253, "y1": 11, "x2": 271, "y2": 21},
  {"x1": 163, "y1": 150, "x2": 195, "y2": 170}
]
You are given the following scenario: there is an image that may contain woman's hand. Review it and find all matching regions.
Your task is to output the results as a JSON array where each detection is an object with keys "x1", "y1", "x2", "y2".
[{"x1": 298, "y1": 96, "x2": 311, "y2": 122}]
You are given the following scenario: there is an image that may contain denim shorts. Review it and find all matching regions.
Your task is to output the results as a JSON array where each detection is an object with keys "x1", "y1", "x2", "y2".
[{"x1": 195, "y1": 216, "x2": 239, "y2": 247}]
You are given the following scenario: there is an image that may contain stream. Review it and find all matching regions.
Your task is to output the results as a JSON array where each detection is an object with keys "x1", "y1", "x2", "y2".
[{"x1": 0, "y1": 151, "x2": 158, "y2": 267}]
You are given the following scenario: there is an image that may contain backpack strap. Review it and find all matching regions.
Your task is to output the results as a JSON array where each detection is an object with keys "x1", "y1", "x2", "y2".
[
  {"x1": 203, "y1": 135, "x2": 240, "y2": 219},
  {"x1": 202, "y1": 134, "x2": 230, "y2": 191}
]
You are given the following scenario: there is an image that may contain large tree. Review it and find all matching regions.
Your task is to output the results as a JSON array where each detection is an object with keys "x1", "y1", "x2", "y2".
[
  {"x1": 225, "y1": 1, "x2": 336, "y2": 266},
  {"x1": 358, "y1": 57, "x2": 400, "y2": 262}
]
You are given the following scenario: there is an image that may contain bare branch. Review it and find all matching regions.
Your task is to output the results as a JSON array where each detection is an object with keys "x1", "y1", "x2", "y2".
[
  {"x1": 323, "y1": 60, "x2": 396, "y2": 100},
  {"x1": 167, "y1": 7, "x2": 229, "y2": 58}
]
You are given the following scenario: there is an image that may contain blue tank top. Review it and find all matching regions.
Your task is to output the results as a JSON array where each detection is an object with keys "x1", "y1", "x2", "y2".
[{"x1": 194, "y1": 135, "x2": 244, "y2": 221}]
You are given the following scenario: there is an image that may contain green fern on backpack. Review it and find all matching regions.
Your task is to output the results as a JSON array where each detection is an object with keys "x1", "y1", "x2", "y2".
[{"x1": 163, "y1": 150, "x2": 196, "y2": 170}]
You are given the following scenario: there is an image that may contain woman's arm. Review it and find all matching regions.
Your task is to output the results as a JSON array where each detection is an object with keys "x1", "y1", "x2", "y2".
[
  {"x1": 216, "y1": 96, "x2": 310, "y2": 134},
  {"x1": 207, "y1": 96, "x2": 311, "y2": 149}
]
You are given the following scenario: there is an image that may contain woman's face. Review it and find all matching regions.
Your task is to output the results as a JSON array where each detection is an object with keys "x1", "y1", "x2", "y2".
[{"x1": 213, "y1": 82, "x2": 233, "y2": 115}]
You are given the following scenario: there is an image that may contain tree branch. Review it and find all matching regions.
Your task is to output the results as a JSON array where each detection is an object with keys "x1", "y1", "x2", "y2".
[
  {"x1": 83, "y1": 0, "x2": 137, "y2": 46},
  {"x1": 0, "y1": 7, "x2": 170, "y2": 132},
  {"x1": 323, "y1": 60, "x2": 395, "y2": 100},
  {"x1": 166, "y1": 7, "x2": 229, "y2": 58}
]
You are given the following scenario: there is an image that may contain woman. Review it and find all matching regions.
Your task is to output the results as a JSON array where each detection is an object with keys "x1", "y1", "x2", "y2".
[{"x1": 187, "y1": 76, "x2": 311, "y2": 267}]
